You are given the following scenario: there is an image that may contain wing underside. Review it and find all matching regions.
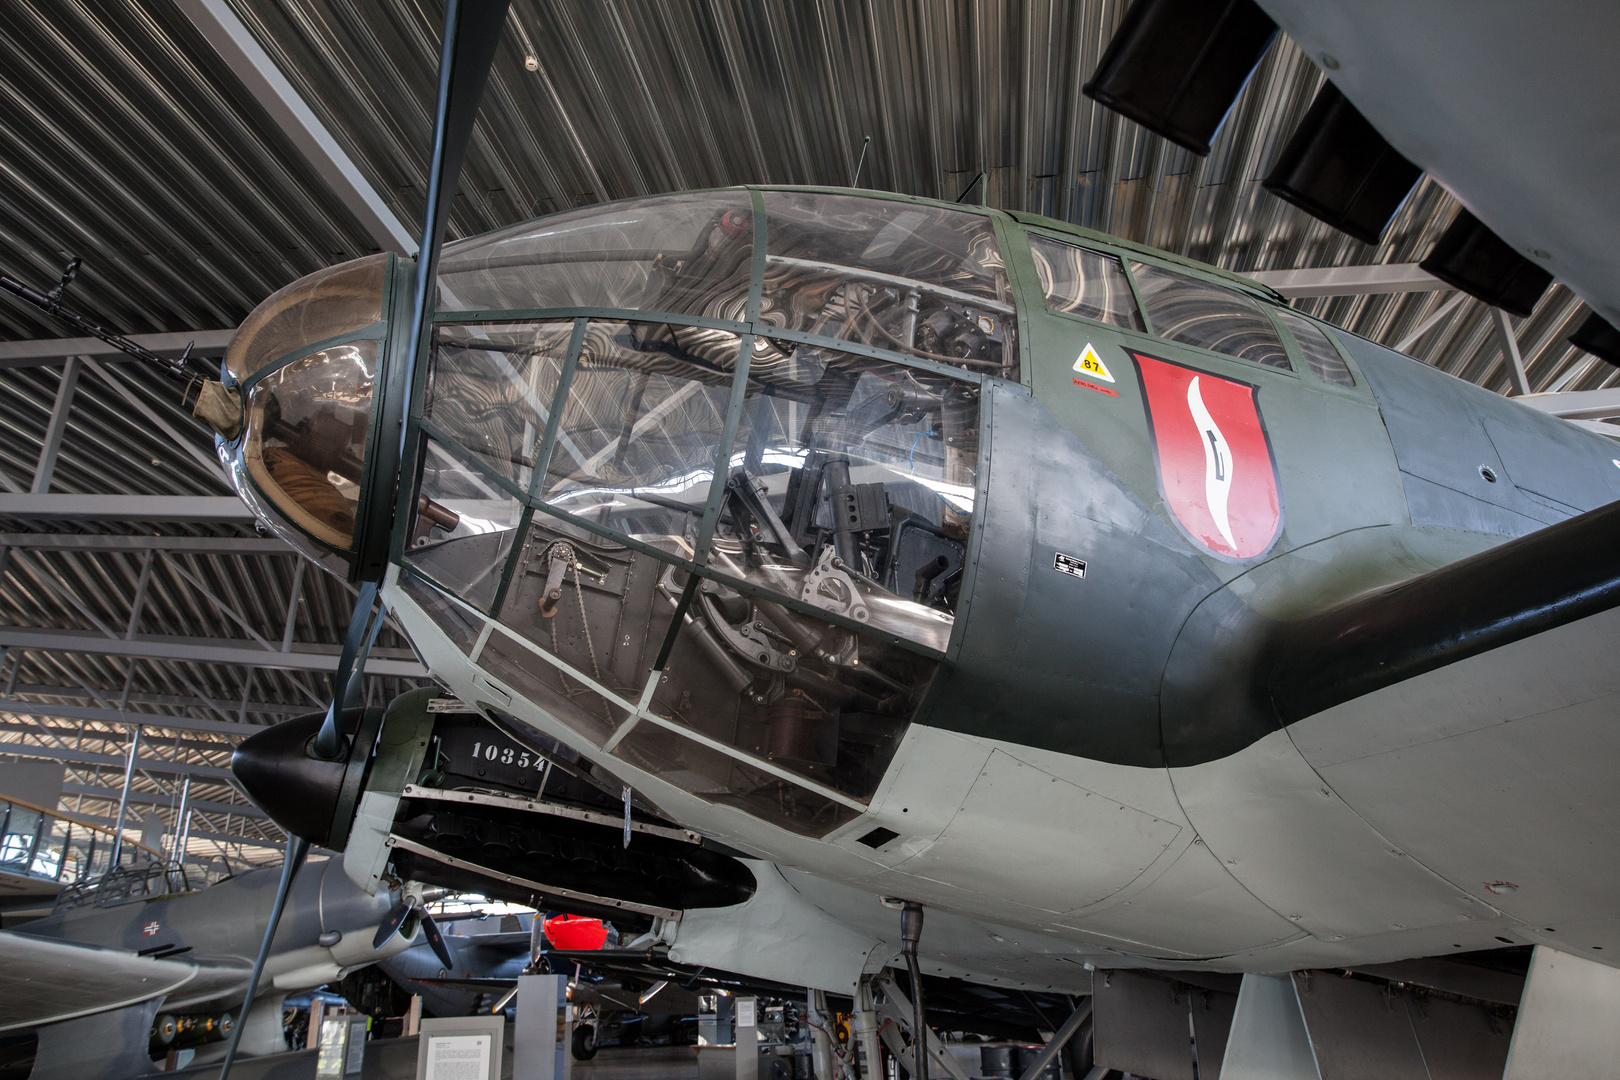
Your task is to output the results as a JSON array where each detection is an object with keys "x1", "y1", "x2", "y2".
[{"x1": 0, "y1": 932, "x2": 197, "y2": 1032}]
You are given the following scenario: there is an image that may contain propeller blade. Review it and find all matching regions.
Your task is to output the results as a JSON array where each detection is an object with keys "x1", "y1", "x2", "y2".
[
  {"x1": 311, "y1": 0, "x2": 508, "y2": 762},
  {"x1": 394, "y1": 0, "x2": 511, "y2": 456},
  {"x1": 216, "y1": 834, "x2": 309, "y2": 1080},
  {"x1": 420, "y1": 911, "x2": 457, "y2": 972},
  {"x1": 309, "y1": 581, "x2": 380, "y2": 760},
  {"x1": 224, "y1": 11, "x2": 506, "y2": 1080},
  {"x1": 373, "y1": 898, "x2": 412, "y2": 951}
]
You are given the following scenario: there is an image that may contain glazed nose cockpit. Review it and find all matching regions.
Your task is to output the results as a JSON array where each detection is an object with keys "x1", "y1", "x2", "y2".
[
  {"x1": 221, "y1": 190, "x2": 1016, "y2": 839},
  {"x1": 215, "y1": 253, "x2": 389, "y2": 561}
]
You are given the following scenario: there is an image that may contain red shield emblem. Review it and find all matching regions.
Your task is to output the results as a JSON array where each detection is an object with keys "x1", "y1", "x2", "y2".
[{"x1": 1133, "y1": 352, "x2": 1281, "y2": 560}]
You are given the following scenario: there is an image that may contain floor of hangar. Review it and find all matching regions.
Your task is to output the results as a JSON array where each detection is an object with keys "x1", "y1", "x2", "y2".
[{"x1": 162, "y1": 1039, "x2": 700, "y2": 1080}]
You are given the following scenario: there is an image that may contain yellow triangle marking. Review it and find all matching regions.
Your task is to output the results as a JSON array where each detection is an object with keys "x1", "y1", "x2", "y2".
[{"x1": 1072, "y1": 343, "x2": 1114, "y2": 382}]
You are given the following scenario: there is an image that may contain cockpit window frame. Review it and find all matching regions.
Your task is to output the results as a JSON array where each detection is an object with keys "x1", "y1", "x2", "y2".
[
  {"x1": 382, "y1": 192, "x2": 1022, "y2": 840},
  {"x1": 404, "y1": 358, "x2": 971, "y2": 663},
  {"x1": 1020, "y1": 230, "x2": 1147, "y2": 338},
  {"x1": 1012, "y1": 227, "x2": 1353, "y2": 384},
  {"x1": 1268, "y1": 304, "x2": 1364, "y2": 392},
  {"x1": 1122, "y1": 254, "x2": 1300, "y2": 376},
  {"x1": 391, "y1": 191, "x2": 1017, "y2": 667},
  {"x1": 226, "y1": 253, "x2": 402, "y2": 569}
]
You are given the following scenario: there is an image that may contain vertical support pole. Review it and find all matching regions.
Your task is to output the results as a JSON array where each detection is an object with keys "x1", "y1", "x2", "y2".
[
  {"x1": 31, "y1": 357, "x2": 82, "y2": 493},
  {"x1": 110, "y1": 726, "x2": 140, "y2": 866},
  {"x1": 24, "y1": 809, "x2": 46, "y2": 873},
  {"x1": 55, "y1": 823, "x2": 71, "y2": 880},
  {"x1": 900, "y1": 903, "x2": 927, "y2": 1080},
  {"x1": 170, "y1": 776, "x2": 190, "y2": 867},
  {"x1": 735, "y1": 996, "x2": 759, "y2": 1080},
  {"x1": 514, "y1": 973, "x2": 567, "y2": 1080},
  {"x1": 308, "y1": 999, "x2": 327, "y2": 1056},
  {"x1": 177, "y1": 807, "x2": 193, "y2": 871},
  {"x1": 1493, "y1": 307, "x2": 1531, "y2": 396}
]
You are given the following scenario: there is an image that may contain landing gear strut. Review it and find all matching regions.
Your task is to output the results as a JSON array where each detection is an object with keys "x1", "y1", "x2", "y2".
[{"x1": 900, "y1": 901, "x2": 927, "y2": 1080}]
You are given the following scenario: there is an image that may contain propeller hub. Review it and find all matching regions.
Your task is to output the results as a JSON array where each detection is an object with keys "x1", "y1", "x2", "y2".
[{"x1": 232, "y1": 708, "x2": 371, "y2": 847}]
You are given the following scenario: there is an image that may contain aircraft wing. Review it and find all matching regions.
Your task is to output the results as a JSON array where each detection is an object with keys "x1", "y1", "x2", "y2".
[
  {"x1": 1231, "y1": 499, "x2": 1620, "y2": 934},
  {"x1": 1269, "y1": 498, "x2": 1620, "y2": 722},
  {"x1": 0, "y1": 932, "x2": 198, "y2": 1033},
  {"x1": 1256, "y1": 0, "x2": 1620, "y2": 325},
  {"x1": 455, "y1": 931, "x2": 531, "y2": 951}
]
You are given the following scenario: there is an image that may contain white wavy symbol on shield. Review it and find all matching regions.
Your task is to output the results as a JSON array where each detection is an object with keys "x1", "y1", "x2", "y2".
[{"x1": 1186, "y1": 376, "x2": 1236, "y2": 551}]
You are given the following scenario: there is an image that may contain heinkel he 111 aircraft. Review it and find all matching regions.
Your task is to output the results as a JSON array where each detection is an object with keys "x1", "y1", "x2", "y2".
[
  {"x1": 209, "y1": 184, "x2": 1620, "y2": 1069},
  {"x1": 13, "y1": 2, "x2": 1615, "y2": 1075}
]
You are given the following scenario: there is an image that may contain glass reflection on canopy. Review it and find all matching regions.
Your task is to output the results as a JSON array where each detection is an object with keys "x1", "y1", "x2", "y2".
[
  {"x1": 761, "y1": 191, "x2": 1016, "y2": 376},
  {"x1": 532, "y1": 320, "x2": 742, "y2": 560},
  {"x1": 225, "y1": 254, "x2": 386, "y2": 383},
  {"x1": 436, "y1": 191, "x2": 754, "y2": 316},
  {"x1": 242, "y1": 341, "x2": 377, "y2": 550}
]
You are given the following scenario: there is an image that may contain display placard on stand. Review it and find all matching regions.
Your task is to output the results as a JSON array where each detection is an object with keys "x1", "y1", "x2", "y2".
[{"x1": 417, "y1": 1016, "x2": 505, "y2": 1080}]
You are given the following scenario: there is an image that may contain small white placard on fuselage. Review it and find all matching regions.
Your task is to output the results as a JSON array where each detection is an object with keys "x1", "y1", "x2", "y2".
[{"x1": 1054, "y1": 553, "x2": 1087, "y2": 579}]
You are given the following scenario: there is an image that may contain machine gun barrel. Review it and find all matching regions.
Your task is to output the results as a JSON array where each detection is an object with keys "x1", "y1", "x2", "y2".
[{"x1": 1, "y1": 263, "x2": 201, "y2": 381}]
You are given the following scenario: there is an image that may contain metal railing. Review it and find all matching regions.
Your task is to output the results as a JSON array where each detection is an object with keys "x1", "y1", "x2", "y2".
[
  {"x1": 52, "y1": 861, "x2": 196, "y2": 911},
  {"x1": 0, "y1": 792, "x2": 167, "y2": 889}
]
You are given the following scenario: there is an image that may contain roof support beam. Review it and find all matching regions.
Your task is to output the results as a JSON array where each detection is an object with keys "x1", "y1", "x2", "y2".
[
  {"x1": 85, "y1": 359, "x2": 228, "y2": 484},
  {"x1": 1562, "y1": 419, "x2": 1620, "y2": 439},
  {"x1": 1493, "y1": 307, "x2": 1532, "y2": 396},
  {"x1": 0, "y1": 329, "x2": 234, "y2": 370},
  {"x1": 6, "y1": 684, "x2": 302, "y2": 717},
  {"x1": 0, "y1": 534, "x2": 288, "y2": 554},
  {"x1": 0, "y1": 626, "x2": 428, "y2": 677},
  {"x1": 0, "y1": 722, "x2": 230, "y2": 757},
  {"x1": 0, "y1": 740, "x2": 235, "y2": 780},
  {"x1": 0, "y1": 494, "x2": 255, "y2": 522},
  {"x1": 1519, "y1": 389, "x2": 1620, "y2": 421},
  {"x1": 280, "y1": 560, "x2": 306, "y2": 653},
  {"x1": 71, "y1": 810, "x2": 284, "y2": 852},
  {"x1": 0, "y1": 699, "x2": 253, "y2": 738},
  {"x1": 174, "y1": 0, "x2": 415, "y2": 254},
  {"x1": 1395, "y1": 293, "x2": 1468, "y2": 354},
  {"x1": 1244, "y1": 263, "x2": 1447, "y2": 298},
  {"x1": 176, "y1": 828, "x2": 284, "y2": 852},
  {"x1": 61, "y1": 783, "x2": 266, "y2": 819},
  {"x1": 31, "y1": 358, "x2": 82, "y2": 493},
  {"x1": 120, "y1": 551, "x2": 155, "y2": 708}
]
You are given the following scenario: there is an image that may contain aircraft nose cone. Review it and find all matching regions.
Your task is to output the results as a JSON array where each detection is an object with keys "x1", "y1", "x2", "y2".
[{"x1": 232, "y1": 711, "x2": 346, "y2": 846}]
